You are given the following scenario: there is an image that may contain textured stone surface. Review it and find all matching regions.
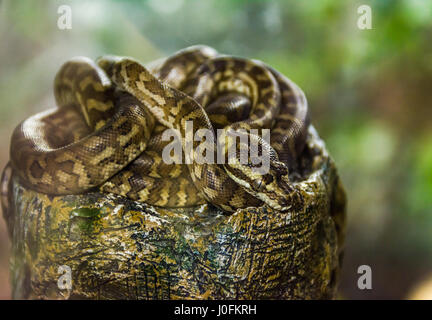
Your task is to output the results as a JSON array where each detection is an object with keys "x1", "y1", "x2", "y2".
[{"x1": 4, "y1": 126, "x2": 346, "y2": 299}]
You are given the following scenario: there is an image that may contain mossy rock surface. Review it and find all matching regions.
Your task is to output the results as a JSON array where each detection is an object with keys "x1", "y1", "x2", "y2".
[{"x1": 4, "y1": 126, "x2": 346, "y2": 300}]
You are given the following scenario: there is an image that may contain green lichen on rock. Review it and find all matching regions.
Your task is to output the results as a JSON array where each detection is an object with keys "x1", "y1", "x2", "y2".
[{"x1": 4, "y1": 126, "x2": 346, "y2": 299}]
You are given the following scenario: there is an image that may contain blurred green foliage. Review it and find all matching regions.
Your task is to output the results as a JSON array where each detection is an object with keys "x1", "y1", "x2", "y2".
[{"x1": 0, "y1": 0, "x2": 431, "y2": 299}]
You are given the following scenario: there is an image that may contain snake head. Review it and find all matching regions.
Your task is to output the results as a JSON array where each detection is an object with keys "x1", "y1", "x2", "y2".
[
  {"x1": 256, "y1": 161, "x2": 295, "y2": 210},
  {"x1": 227, "y1": 159, "x2": 295, "y2": 211}
]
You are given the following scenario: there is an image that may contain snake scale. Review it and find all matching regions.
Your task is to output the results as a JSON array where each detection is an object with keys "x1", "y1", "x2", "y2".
[{"x1": 8, "y1": 46, "x2": 309, "y2": 213}]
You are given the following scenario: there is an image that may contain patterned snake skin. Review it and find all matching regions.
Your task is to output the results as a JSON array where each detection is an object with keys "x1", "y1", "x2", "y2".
[{"x1": 8, "y1": 46, "x2": 309, "y2": 213}]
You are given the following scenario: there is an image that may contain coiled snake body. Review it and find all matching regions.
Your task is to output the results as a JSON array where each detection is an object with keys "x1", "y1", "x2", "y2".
[{"x1": 8, "y1": 46, "x2": 309, "y2": 213}]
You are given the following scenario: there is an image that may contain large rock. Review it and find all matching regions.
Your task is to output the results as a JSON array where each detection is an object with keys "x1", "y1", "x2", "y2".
[{"x1": 3, "y1": 126, "x2": 346, "y2": 299}]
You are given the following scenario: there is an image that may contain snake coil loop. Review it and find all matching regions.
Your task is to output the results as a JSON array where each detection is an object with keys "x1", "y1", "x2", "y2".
[{"x1": 9, "y1": 46, "x2": 309, "y2": 213}]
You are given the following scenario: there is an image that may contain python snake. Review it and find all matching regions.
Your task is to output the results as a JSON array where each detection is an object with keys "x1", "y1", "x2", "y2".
[{"x1": 8, "y1": 46, "x2": 309, "y2": 213}]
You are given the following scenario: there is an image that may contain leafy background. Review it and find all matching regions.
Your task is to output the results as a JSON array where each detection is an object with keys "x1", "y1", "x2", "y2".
[{"x1": 0, "y1": 0, "x2": 431, "y2": 299}]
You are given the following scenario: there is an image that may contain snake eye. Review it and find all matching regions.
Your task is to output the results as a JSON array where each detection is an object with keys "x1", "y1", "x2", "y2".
[
  {"x1": 252, "y1": 179, "x2": 265, "y2": 191},
  {"x1": 271, "y1": 161, "x2": 288, "y2": 178}
]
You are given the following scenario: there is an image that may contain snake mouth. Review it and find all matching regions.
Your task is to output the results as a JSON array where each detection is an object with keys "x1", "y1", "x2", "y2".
[{"x1": 272, "y1": 174, "x2": 295, "y2": 210}]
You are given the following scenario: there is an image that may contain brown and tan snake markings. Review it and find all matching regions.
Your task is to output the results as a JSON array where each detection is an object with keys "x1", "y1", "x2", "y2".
[{"x1": 8, "y1": 46, "x2": 310, "y2": 213}]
